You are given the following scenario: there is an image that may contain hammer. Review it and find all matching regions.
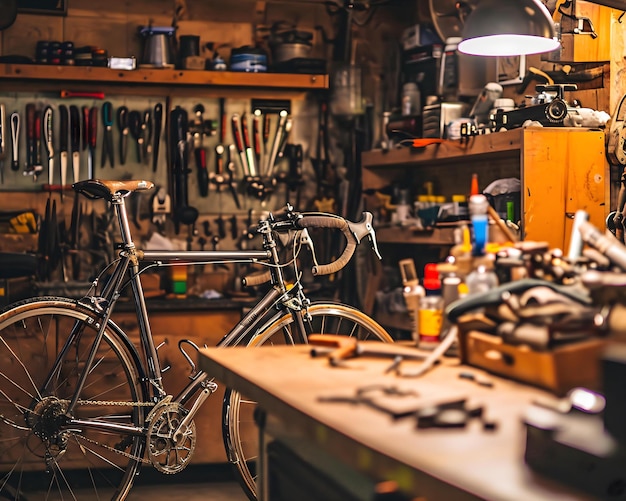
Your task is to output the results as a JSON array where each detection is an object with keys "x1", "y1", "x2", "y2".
[{"x1": 308, "y1": 334, "x2": 426, "y2": 366}]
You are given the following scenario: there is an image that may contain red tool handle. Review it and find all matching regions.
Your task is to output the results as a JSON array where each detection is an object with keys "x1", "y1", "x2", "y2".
[
  {"x1": 231, "y1": 114, "x2": 244, "y2": 153},
  {"x1": 61, "y1": 90, "x2": 105, "y2": 100},
  {"x1": 26, "y1": 103, "x2": 35, "y2": 140},
  {"x1": 241, "y1": 112, "x2": 251, "y2": 149},
  {"x1": 88, "y1": 107, "x2": 98, "y2": 148},
  {"x1": 82, "y1": 106, "x2": 89, "y2": 150},
  {"x1": 252, "y1": 113, "x2": 261, "y2": 157}
]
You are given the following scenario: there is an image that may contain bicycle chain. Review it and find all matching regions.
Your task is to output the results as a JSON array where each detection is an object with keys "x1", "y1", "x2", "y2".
[{"x1": 64, "y1": 398, "x2": 156, "y2": 464}]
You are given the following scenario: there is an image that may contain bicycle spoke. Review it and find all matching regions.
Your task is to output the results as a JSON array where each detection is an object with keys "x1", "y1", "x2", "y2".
[
  {"x1": 223, "y1": 303, "x2": 392, "y2": 500},
  {"x1": 0, "y1": 300, "x2": 145, "y2": 501}
]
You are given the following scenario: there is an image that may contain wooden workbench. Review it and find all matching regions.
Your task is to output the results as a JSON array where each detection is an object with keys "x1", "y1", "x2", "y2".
[{"x1": 198, "y1": 344, "x2": 596, "y2": 500}]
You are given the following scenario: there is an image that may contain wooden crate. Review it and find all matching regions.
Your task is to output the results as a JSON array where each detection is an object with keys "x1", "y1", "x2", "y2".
[{"x1": 459, "y1": 330, "x2": 606, "y2": 396}]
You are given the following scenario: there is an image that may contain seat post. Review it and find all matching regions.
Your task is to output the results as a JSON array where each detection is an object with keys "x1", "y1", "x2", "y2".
[{"x1": 112, "y1": 192, "x2": 136, "y2": 250}]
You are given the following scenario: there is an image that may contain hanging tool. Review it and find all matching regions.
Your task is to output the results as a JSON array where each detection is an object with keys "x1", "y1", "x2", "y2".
[
  {"x1": 142, "y1": 109, "x2": 152, "y2": 165},
  {"x1": 278, "y1": 143, "x2": 304, "y2": 207},
  {"x1": 0, "y1": 104, "x2": 5, "y2": 183},
  {"x1": 231, "y1": 113, "x2": 250, "y2": 178},
  {"x1": 58, "y1": 105, "x2": 68, "y2": 200},
  {"x1": 68, "y1": 193, "x2": 82, "y2": 280},
  {"x1": 60, "y1": 90, "x2": 105, "y2": 99},
  {"x1": 81, "y1": 106, "x2": 89, "y2": 152},
  {"x1": 129, "y1": 110, "x2": 143, "y2": 163},
  {"x1": 151, "y1": 186, "x2": 171, "y2": 234},
  {"x1": 193, "y1": 104, "x2": 209, "y2": 197},
  {"x1": 100, "y1": 101, "x2": 114, "y2": 168},
  {"x1": 10, "y1": 111, "x2": 19, "y2": 172},
  {"x1": 152, "y1": 103, "x2": 163, "y2": 172},
  {"x1": 87, "y1": 106, "x2": 98, "y2": 179},
  {"x1": 24, "y1": 104, "x2": 43, "y2": 180},
  {"x1": 43, "y1": 105, "x2": 54, "y2": 190},
  {"x1": 253, "y1": 110, "x2": 262, "y2": 169},
  {"x1": 117, "y1": 105, "x2": 129, "y2": 165},
  {"x1": 266, "y1": 110, "x2": 288, "y2": 176},
  {"x1": 241, "y1": 111, "x2": 257, "y2": 177},
  {"x1": 69, "y1": 105, "x2": 81, "y2": 182}
]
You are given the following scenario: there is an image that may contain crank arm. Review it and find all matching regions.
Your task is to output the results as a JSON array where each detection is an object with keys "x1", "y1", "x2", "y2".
[{"x1": 172, "y1": 380, "x2": 217, "y2": 443}]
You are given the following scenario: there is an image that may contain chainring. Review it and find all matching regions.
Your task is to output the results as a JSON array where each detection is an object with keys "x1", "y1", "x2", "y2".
[{"x1": 146, "y1": 402, "x2": 196, "y2": 474}]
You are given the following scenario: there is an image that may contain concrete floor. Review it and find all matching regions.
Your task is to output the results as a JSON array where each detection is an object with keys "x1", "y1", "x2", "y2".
[{"x1": 127, "y1": 464, "x2": 248, "y2": 501}]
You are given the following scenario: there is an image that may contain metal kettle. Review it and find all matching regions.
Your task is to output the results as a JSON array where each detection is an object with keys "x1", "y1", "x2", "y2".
[{"x1": 139, "y1": 26, "x2": 176, "y2": 67}]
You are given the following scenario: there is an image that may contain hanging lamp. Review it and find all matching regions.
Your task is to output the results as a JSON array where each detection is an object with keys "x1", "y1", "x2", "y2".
[{"x1": 457, "y1": 0, "x2": 560, "y2": 56}]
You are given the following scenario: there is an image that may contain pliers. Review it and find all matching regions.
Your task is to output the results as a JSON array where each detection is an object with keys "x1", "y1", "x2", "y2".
[{"x1": 117, "y1": 106, "x2": 129, "y2": 165}]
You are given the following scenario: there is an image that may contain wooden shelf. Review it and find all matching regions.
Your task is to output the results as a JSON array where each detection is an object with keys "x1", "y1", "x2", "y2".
[
  {"x1": 0, "y1": 63, "x2": 328, "y2": 97},
  {"x1": 362, "y1": 128, "x2": 523, "y2": 169},
  {"x1": 376, "y1": 224, "x2": 459, "y2": 245}
]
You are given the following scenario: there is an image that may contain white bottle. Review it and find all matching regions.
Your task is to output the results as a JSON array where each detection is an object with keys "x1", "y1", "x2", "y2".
[
  {"x1": 401, "y1": 82, "x2": 421, "y2": 116},
  {"x1": 466, "y1": 264, "x2": 498, "y2": 296}
]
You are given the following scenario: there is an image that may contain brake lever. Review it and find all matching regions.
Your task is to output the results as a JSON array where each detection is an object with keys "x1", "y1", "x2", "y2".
[
  {"x1": 348, "y1": 212, "x2": 382, "y2": 260},
  {"x1": 298, "y1": 228, "x2": 320, "y2": 269}
]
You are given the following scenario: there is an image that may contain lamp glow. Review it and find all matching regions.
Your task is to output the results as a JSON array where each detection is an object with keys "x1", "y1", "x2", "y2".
[{"x1": 458, "y1": 0, "x2": 560, "y2": 56}]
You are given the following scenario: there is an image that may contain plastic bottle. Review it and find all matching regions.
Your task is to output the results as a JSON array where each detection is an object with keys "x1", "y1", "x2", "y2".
[
  {"x1": 466, "y1": 262, "x2": 499, "y2": 296},
  {"x1": 469, "y1": 194, "x2": 489, "y2": 257},
  {"x1": 418, "y1": 263, "x2": 443, "y2": 349},
  {"x1": 401, "y1": 82, "x2": 421, "y2": 116}
]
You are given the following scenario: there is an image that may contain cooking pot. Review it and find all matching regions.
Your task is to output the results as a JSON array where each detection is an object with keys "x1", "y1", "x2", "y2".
[
  {"x1": 139, "y1": 26, "x2": 176, "y2": 68},
  {"x1": 269, "y1": 29, "x2": 313, "y2": 63}
]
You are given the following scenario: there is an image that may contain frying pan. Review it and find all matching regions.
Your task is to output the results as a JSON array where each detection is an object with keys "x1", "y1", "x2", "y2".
[{"x1": 0, "y1": 0, "x2": 17, "y2": 31}]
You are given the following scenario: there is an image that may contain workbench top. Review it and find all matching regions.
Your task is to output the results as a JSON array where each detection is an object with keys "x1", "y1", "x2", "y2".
[{"x1": 199, "y1": 343, "x2": 596, "y2": 501}]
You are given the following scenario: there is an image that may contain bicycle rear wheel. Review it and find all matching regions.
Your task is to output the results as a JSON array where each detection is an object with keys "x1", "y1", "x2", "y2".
[
  {"x1": 0, "y1": 297, "x2": 147, "y2": 501},
  {"x1": 222, "y1": 302, "x2": 393, "y2": 500}
]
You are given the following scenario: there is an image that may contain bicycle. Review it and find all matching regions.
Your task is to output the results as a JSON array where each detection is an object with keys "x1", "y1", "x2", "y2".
[{"x1": 0, "y1": 178, "x2": 393, "y2": 501}]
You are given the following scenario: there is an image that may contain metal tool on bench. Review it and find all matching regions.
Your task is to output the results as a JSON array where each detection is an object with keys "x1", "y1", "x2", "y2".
[{"x1": 308, "y1": 334, "x2": 427, "y2": 366}]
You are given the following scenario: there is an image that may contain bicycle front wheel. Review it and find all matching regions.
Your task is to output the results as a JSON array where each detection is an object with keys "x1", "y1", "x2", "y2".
[
  {"x1": 222, "y1": 302, "x2": 393, "y2": 500},
  {"x1": 0, "y1": 297, "x2": 147, "y2": 501}
]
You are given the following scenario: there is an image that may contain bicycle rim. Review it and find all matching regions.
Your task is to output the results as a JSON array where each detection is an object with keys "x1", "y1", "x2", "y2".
[
  {"x1": 222, "y1": 302, "x2": 392, "y2": 500},
  {"x1": 0, "y1": 297, "x2": 146, "y2": 501}
]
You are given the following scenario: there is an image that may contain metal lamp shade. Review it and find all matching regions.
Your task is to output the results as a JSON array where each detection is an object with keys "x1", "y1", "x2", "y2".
[{"x1": 458, "y1": 0, "x2": 560, "y2": 56}]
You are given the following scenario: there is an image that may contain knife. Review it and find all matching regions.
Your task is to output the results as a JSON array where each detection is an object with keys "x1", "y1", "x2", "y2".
[
  {"x1": 10, "y1": 111, "x2": 19, "y2": 172},
  {"x1": 231, "y1": 113, "x2": 250, "y2": 177},
  {"x1": 69, "y1": 105, "x2": 81, "y2": 182},
  {"x1": 152, "y1": 103, "x2": 163, "y2": 172},
  {"x1": 59, "y1": 105, "x2": 69, "y2": 201},
  {"x1": 117, "y1": 105, "x2": 129, "y2": 165},
  {"x1": 87, "y1": 106, "x2": 98, "y2": 179},
  {"x1": 0, "y1": 104, "x2": 5, "y2": 183},
  {"x1": 241, "y1": 112, "x2": 257, "y2": 177},
  {"x1": 43, "y1": 105, "x2": 54, "y2": 188}
]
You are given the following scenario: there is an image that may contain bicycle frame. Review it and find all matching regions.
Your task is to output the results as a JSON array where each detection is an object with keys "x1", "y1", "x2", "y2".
[{"x1": 55, "y1": 189, "x2": 310, "y2": 438}]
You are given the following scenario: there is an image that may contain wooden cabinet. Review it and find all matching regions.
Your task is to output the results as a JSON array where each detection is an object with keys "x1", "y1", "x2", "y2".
[
  {"x1": 362, "y1": 127, "x2": 607, "y2": 252},
  {"x1": 112, "y1": 303, "x2": 242, "y2": 464},
  {"x1": 362, "y1": 127, "x2": 607, "y2": 331}
]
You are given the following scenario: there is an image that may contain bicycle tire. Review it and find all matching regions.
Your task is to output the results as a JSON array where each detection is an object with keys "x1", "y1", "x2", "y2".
[
  {"x1": 0, "y1": 297, "x2": 147, "y2": 501},
  {"x1": 222, "y1": 302, "x2": 393, "y2": 501}
]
